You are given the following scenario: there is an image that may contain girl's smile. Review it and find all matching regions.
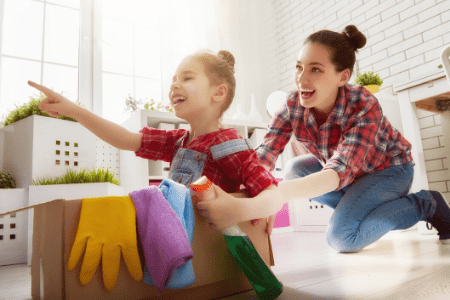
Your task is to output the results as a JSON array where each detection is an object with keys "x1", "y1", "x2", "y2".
[{"x1": 171, "y1": 94, "x2": 186, "y2": 107}]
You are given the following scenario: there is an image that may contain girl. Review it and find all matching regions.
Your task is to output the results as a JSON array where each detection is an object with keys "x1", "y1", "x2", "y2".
[
  {"x1": 197, "y1": 26, "x2": 450, "y2": 253},
  {"x1": 28, "y1": 49, "x2": 282, "y2": 226}
]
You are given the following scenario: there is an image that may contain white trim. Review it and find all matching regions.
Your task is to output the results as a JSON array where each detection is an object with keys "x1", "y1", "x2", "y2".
[
  {"x1": 92, "y1": 0, "x2": 102, "y2": 116},
  {"x1": 0, "y1": 0, "x2": 5, "y2": 105},
  {"x1": 40, "y1": 1, "x2": 47, "y2": 85},
  {"x1": 78, "y1": 0, "x2": 93, "y2": 110}
]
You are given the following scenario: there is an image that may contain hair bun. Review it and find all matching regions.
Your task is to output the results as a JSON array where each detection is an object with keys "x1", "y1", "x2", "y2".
[
  {"x1": 218, "y1": 50, "x2": 235, "y2": 69},
  {"x1": 343, "y1": 25, "x2": 366, "y2": 50}
]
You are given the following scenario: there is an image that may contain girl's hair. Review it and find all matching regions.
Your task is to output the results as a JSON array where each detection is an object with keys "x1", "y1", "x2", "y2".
[
  {"x1": 189, "y1": 49, "x2": 236, "y2": 115},
  {"x1": 304, "y1": 25, "x2": 366, "y2": 77}
]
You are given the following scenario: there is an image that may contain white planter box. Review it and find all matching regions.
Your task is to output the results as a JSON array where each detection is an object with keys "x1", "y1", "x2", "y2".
[
  {"x1": 0, "y1": 188, "x2": 27, "y2": 265},
  {"x1": 27, "y1": 183, "x2": 125, "y2": 265},
  {"x1": 1, "y1": 115, "x2": 97, "y2": 189}
]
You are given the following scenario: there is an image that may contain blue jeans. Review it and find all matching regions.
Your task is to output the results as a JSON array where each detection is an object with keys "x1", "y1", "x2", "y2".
[{"x1": 284, "y1": 154, "x2": 437, "y2": 253}]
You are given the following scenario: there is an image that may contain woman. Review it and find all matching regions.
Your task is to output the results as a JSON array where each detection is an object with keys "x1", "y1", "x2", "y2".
[{"x1": 196, "y1": 25, "x2": 450, "y2": 253}]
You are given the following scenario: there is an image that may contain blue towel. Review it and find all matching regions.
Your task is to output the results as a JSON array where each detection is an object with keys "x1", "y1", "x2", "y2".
[{"x1": 143, "y1": 179, "x2": 196, "y2": 289}]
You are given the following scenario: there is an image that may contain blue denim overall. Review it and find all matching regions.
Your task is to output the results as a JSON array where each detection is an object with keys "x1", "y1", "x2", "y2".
[{"x1": 168, "y1": 136, "x2": 254, "y2": 188}]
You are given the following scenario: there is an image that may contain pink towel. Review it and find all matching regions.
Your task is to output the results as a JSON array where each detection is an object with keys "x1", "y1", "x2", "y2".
[{"x1": 129, "y1": 187, "x2": 193, "y2": 294}]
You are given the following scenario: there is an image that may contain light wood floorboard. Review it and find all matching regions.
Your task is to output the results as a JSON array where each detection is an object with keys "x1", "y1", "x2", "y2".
[{"x1": 1, "y1": 229, "x2": 449, "y2": 299}]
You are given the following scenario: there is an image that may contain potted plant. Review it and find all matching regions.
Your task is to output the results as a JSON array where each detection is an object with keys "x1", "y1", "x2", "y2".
[
  {"x1": 0, "y1": 172, "x2": 27, "y2": 266},
  {"x1": 0, "y1": 172, "x2": 16, "y2": 189},
  {"x1": 1, "y1": 94, "x2": 81, "y2": 127},
  {"x1": 26, "y1": 167, "x2": 124, "y2": 265},
  {"x1": 0, "y1": 93, "x2": 98, "y2": 190},
  {"x1": 144, "y1": 99, "x2": 174, "y2": 113},
  {"x1": 354, "y1": 71, "x2": 383, "y2": 94},
  {"x1": 125, "y1": 95, "x2": 173, "y2": 115}
]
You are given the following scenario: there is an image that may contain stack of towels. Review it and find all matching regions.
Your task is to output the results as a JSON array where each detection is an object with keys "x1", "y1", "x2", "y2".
[{"x1": 129, "y1": 179, "x2": 195, "y2": 294}]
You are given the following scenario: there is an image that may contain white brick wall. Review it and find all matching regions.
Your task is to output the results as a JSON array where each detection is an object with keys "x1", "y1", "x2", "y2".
[
  {"x1": 417, "y1": 109, "x2": 449, "y2": 196},
  {"x1": 261, "y1": 0, "x2": 450, "y2": 95},
  {"x1": 260, "y1": 0, "x2": 450, "y2": 195}
]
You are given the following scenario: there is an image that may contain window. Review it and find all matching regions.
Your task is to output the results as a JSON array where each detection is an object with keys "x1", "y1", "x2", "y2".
[
  {"x1": 0, "y1": 0, "x2": 80, "y2": 120},
  {"x1": 0, "y1": 0, "x2": 162, "y2": 125},
  {"x1": 99, "y1": 0, "x2": 162, "y2": 124}
]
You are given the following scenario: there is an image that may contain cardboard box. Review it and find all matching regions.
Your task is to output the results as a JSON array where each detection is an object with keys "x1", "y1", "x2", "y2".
[{"x1": 0, "y1": 196, "x2": 274, "y2": 299}]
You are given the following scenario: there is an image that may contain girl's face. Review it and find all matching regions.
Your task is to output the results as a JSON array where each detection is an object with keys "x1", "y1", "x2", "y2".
[
  {"x1": 169, "y1": 57, "x2": 218, "y2": 122},
  {"x1": 293, "y1": 43, "x2": 349, "y2": 115}
]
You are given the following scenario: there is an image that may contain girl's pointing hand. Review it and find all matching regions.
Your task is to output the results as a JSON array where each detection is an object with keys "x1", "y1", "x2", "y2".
[{"x1": 28, "y1": 80, "x2": 79, "y2": 119}]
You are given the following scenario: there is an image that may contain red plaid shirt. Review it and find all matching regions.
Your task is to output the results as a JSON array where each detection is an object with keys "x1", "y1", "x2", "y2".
[
  {"x1": 256, "y1": 84, "x2": 413, "y2": 190},
  {"x1": 135, "y1": 127, "x2": 278, "y2": 197}
]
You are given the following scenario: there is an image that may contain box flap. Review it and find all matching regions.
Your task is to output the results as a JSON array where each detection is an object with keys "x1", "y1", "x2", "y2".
[
  {"x1": 0, "y1": 199, "x2": 63, "y2": 217},
  {"x1": 31, "y1": 199, "x2": 65, "y2": 300}
]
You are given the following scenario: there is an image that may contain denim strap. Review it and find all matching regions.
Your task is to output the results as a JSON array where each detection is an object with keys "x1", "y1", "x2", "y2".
[{"x1": 210, "y1": 138, "x2": 253, "y2": 161}]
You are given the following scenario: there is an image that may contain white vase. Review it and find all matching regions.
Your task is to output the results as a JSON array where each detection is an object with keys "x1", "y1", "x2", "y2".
[
  {"x1": 248, "y1": 93, "x2": 263, "y2": 122},
  {"x1": 231, "y1": 104, "x2": 249, "y2": 120}
]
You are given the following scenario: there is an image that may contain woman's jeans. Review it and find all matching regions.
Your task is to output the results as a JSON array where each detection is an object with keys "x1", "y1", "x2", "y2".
[{"x1": 284, "y1": 154, "x2": 437, "y2": 253}]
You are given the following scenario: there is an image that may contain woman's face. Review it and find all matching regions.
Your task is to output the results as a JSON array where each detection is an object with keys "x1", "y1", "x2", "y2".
[{"x1": 293, "y1": 42, "x2": 349, "y2": 115}]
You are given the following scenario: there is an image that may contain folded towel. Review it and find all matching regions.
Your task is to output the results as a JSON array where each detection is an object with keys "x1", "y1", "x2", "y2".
[
  {"x1": 129, "y1": 183, "x2": 194, "y2": 294},
  {"x1": 142, "y1": 179, "x2": 196, "y2": 289}
]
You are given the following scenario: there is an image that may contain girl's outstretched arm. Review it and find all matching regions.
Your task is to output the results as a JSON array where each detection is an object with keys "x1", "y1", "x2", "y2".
[{"x1": 28, "y1": 81, "x2": 142, "y2": 151}]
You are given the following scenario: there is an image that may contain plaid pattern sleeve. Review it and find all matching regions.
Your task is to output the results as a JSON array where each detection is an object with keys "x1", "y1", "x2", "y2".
[
  {"x1": 134, "y1": 127, "x2": 187, "y2": 162},
  {"x1": 255, "y1": 91, "x2": 295, "y2": 170},
  {"x1": 217, "y1": 149, "x2": 279, "y2": 197}
]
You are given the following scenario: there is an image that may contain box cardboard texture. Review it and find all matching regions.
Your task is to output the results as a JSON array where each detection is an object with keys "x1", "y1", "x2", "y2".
[{"x1": 0, "y1": 196, "x2": 275, "y2": 299}]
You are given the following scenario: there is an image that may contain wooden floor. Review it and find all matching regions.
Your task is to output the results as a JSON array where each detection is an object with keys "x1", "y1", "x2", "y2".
[{"x1": 1, "y1": 229, "x2": 450, "y2": 299}]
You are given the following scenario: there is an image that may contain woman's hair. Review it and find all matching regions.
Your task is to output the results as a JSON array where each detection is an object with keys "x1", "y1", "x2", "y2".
[
  {"x1": 303, "y1": 25, "x2": 366, "y2": 77},
  {"x1": 188, "y1": 49, "x2": 236, "y2": 115}
]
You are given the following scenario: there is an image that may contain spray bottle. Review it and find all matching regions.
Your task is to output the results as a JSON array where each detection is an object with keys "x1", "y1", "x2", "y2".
[{"x1": 191, "y1": 176, "x2": 283, "y2": 300}]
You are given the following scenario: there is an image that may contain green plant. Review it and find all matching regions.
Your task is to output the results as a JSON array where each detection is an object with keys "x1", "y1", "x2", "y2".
[
  {"x1": 144, "y1": 99, "x2": 174, "y2": 113},
  {"x1": 124, "y1": 94, "x2": 144, "y2": 114},
  {"x1": 0, "y1": 172, "x2": 16, "y2": 189},
  {"x1": 32, "y1": 168, "x2": 120, "y2": 186},
  {"x1": 125, "y1": 95, "x2": 173, "y2": 114},
  {"x1": 1, "y1": 93, "x2": 84, "y2": 127},
  {"x1": 354, "y1": 71, "x2": 383, "y2": 87}
]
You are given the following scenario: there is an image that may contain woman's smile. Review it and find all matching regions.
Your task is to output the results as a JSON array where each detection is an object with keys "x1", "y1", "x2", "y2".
[{"x1": 300, "y1": 89, "x2": 316, "y2": 101}]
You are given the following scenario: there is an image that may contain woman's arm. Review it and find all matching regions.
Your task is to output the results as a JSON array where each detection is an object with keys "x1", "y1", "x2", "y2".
[
  {"x1": 238, "y1": 168, "x2": 340, "y2": 221},
  {"x1": 29, "y1": 81, "x2": 142, "y2": 151},
  {"x1": 196, "y1": 168, "x2": 340, "y2": 230}
]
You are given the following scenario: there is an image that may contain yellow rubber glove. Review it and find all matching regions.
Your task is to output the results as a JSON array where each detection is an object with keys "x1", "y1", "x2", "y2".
[{"x1": 68, "y1": 196, "x2": 143, "y2": 291}]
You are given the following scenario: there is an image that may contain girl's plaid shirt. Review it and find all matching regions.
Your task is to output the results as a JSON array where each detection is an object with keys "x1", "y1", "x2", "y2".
[
  {"x1": 135, "y1": 127, "x2": 278, "y2": 197},
  {"x1": 256, "y1": 84, "x2": 413, "y2": 190}
]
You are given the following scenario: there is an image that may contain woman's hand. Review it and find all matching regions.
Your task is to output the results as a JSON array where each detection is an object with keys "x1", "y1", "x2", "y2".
[
  {"x1": 28, "y1": 81, "x2": 80, "y2": 119},
  {"x1": 196, "y1": 184, "x2": 244, "y2": 230}
]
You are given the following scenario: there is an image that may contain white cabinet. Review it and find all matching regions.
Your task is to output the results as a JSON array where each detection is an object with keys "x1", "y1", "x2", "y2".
[
  {"x1": 120, "y1": 110, "x2": 273, "y2": 194},
  {"x1": 394, "y1": 69, "x2": 450, "y2": 235},
  {"x1": 394, "y1": 69, "x2": 450, "y2": 194}
]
